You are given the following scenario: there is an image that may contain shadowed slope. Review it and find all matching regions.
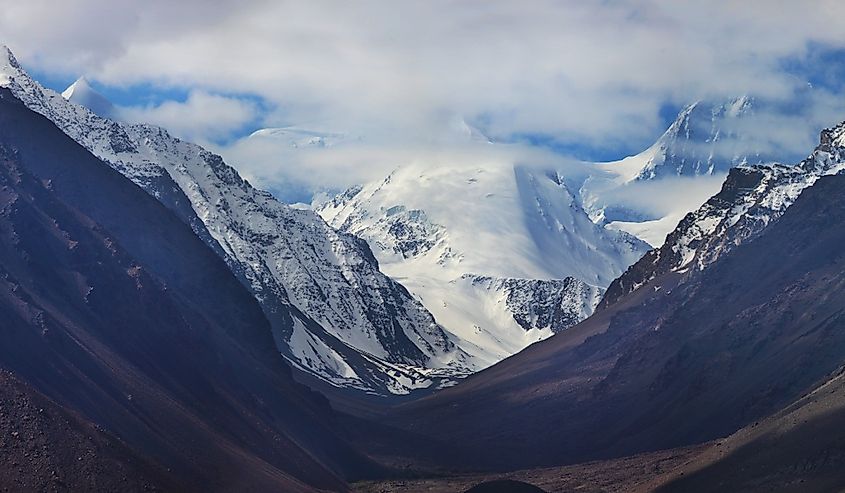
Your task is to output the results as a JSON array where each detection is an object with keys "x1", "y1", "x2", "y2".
[{"x1": 657, "y1": 365, "x2": 845, "y2": 492}]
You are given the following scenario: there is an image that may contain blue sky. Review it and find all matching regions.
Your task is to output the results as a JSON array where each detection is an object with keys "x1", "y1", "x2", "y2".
[{"x1": 5, "y1": 1, "x2": 845, "y2": 202}]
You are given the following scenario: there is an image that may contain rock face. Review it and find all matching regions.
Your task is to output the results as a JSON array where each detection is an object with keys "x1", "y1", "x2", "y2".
[
  {"x1": 0, "y1": 87, "x2": 376, "y2": 490},
  {"x1": 0, "y1": 46, "x2": 469, "y2": 396},
  {"x1": 383, "y1": 126, "x2": 845, "y2": 472},
  {"x1": 465, "y1": 275, "x2": 602, "y2": 335}
]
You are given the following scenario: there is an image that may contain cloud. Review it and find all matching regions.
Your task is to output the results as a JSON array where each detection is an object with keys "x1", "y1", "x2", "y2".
[
  {"x1": 219, "y1": 129, "x2": 582, "y2": 204},
  {"x1": 6, "y1": 1, "x2": 845, "y2": 137},
  {"x1": 600, "y1": 175, "x2": 730, "y2": 219},
  {"x1": 119, "y1": 90, "x2": 258, "y2": 143},
  {"x1": 4, "y1": 1, "x2": 845, "y2": 199}
]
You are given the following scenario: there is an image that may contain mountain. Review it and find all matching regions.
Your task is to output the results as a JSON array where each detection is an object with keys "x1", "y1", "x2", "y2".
[
  {"x1": 317, "y1": 99, "x2": 775, "y2": 368},
  {"x1": 0, "y1": 45, "x2": 470, "y2": 397},
  {"x1": 379, "y1": 123, "x2": 845, "y2": 472},
  {"x1": 318, "y1": 163, "x2": 645, "y2": 367},
  {"x1": 604, "y1": 97, "x2": 763, "y2": 183},
  {"x1": 600, "y1": 122, "x2": 845, "y2": 309},
  {"x1": 0, "y1": 86, "x2": 380, "y2": 489},
  {"x1": 61, "y1": 76, "x2": 116, "y2": 119},
  {"x1": 578, "y1": 97, "x2": 779, "y2": 249}
]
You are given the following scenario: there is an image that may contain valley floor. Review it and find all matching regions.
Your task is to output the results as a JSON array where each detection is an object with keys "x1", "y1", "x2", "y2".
[{"x1": 351, "y1": 444, "x2": 707, "y2": 493}]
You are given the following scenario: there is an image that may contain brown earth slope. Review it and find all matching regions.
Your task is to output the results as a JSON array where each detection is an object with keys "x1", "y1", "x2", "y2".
[{"x1": 657, "y1": 365, "x2": 845, "y2": 492}]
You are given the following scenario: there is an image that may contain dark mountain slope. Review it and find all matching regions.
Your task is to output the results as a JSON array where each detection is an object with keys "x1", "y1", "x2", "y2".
[
  {"x1": 0, "y1": 87, "x2": 376, "y2": 490},
  {"x1": 386, "y1": 170, "x2": 845, "y2": 472},
  {"x1": 657, "y1": 365, "x2": 845, "y2": 492}
]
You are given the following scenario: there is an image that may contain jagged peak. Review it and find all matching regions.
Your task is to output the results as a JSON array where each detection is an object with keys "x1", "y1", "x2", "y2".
[
  {"x1": 0, "y1": 45, "x2": 23, "y2": 87},
  {"x1": 0, "y1": 44, "x2": 20, "y2": 70},
  {"x1": 630, "y1": 96, "x2": 760, "y2": 182},
  {"x1": 663, "y1": 96, "x2": 753, "y2": 136},
  {"x1": 819, "y1": 120, "x2": 845, "y2": 150}
]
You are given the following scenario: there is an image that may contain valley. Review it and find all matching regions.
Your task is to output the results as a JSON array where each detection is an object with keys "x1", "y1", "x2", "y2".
[{"x1": 3, "y1": 8, "x2": 845, "y2": 489}]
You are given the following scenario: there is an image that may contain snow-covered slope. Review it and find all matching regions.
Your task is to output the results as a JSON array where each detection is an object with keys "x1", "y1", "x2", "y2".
[
  {"x1": 0, "y1": 45, "x2": 471, "y2": 395},
  {"x1": 601, "y1": 121, "x2": 845, "y2": 309},
  {"x1": 318, "y1": 162, "x2": 647, "y2": 364},
  {"x1": 322, "y1": 165, "x2": 646, "y2": 284}
]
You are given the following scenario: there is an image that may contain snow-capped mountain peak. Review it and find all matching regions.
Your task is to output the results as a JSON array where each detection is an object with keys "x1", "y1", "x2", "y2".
[
  {"x1": 0, "y1": 44, "x2": 19, "y2": 68},
  {"x1": 598, "y1": 97, "x2": 759, "y2": 184},
  {"x1": 61, "y1": 76, "x2": 116, "y2": 119},
  {"x1": 318, "y1": 161, "x2": 649, "y2": 364},
  {"x1": 634, "y1": 96, "x2": 759, "y2": 181},
  {"x1": 0, "y1": 45, "x2": 20, "y2": 86},
  {"x1": 0, "y1": 46, "x2": 471, "y2": 396},
  {"x1": 61, "y1": 76, "x2": 92, "y2": 99},
  {"x1": 578, "y1": 96, "x2": 776, "y2": 248}
]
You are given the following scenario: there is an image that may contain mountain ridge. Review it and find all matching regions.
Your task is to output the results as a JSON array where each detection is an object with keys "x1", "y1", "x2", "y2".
[
  {"x1": 0, "y1": 45, "x2": 471, "y2": 397},
  {"x1": 600, "y1": 121, "x2": 845, "y2": 309}
]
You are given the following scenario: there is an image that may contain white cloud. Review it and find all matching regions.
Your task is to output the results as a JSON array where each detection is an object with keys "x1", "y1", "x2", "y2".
[
  {"x1": 601, "y1": 175, "x2": 730, "y2": 219},
  {"x1": 3, "y1": 1, "x2": 845, "y2": 198},
  {"x1": 119, "y1": 90, "x2": 258, "y2": 143},
  {"x1": 5, "y1": 1, "x2": 845, "y2": 137},
  {"x1": 219, "y1": 130, "x2": 581, "y2": 203}
]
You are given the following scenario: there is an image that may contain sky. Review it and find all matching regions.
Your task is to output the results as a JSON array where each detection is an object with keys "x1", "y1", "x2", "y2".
[{"x1": 3, "y1": 1, "x2": 845, "y2": 202}]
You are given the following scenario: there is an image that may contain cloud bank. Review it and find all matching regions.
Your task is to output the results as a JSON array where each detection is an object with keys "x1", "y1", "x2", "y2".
[{"x1": 3, "y1": 1, "x2": 845, "y2": 198}]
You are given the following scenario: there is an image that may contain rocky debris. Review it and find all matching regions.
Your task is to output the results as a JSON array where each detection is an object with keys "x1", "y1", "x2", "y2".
[{"x1": 0, "y1": 371, "x2": 170, "y2": 492}]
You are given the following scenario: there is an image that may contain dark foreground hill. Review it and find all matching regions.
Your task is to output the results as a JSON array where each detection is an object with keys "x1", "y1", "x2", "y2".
[
  {"x1": 657, "y1": 364, "x2": 845, "y2": 492},
  {"x1": 0, "y1": 87, "x2": 378, "y2": 491}
]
